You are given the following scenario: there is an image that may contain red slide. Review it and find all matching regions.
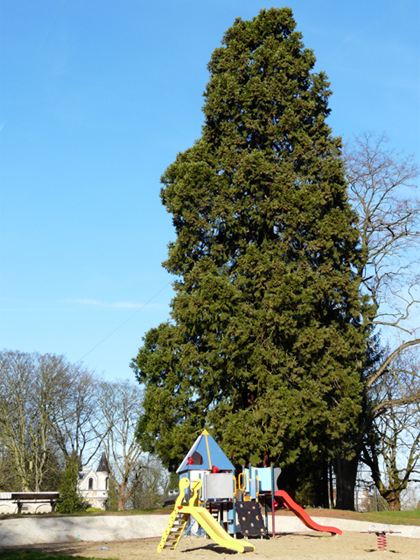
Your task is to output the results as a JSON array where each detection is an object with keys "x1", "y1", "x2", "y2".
[{"x1": 274, "y1": 490, "x2": 342, "y2": 535}]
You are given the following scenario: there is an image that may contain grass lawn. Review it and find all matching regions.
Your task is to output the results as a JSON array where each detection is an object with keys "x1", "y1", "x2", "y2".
[
  {"x1": 301, "y1": 508, "x2": 420, "y2": 527},
  {"x1": 349, "y1": 510, "x2": 420, "y2": 526}
]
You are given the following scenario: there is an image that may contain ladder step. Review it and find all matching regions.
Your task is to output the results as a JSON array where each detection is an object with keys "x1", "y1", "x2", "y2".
[{"x1": 157, "y1": 507, "x2": 190, "y2": 553}]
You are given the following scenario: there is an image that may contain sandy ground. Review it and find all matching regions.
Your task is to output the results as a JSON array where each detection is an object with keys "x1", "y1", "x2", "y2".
[{"x1": 4, "y1": 532, "x2": 420, "y2": 560}]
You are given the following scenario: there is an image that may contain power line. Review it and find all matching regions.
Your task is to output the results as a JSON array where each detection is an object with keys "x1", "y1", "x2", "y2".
[{"x1": 77, "y1": 280, "x2": 172, "y2": 363}]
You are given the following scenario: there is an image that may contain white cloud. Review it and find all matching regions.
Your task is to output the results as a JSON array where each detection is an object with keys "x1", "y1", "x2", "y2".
[
  {"x1": 72, "y1": 299, "x2": 167, "y2": 310},
  {"x1": 73, "y1": 299, "x2": 143, "y2": 309}
]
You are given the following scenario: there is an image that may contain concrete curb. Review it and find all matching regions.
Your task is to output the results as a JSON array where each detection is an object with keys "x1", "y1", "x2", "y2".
[
  {"x1": 0, "y1": 514, "x2": 419, "y2": 546},
  {"x1": 0, "y1": 515, "x2": 169, "y2": 546}
]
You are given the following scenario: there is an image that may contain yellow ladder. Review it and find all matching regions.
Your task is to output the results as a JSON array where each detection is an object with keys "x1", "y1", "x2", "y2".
[
  {"x1": 158, "y1": 510, "x2": 190, "y2": 552},
  {"x1": 157, "y1": 478, "x2": 201, "y2": 553}
]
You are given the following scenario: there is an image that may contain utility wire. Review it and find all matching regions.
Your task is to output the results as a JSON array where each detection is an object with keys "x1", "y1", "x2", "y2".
[{"x1": 77, "y1": 280, "x2": 173, "y2": 363}]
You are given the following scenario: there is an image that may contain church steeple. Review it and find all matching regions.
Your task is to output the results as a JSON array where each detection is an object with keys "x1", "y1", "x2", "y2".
[{"x1": 96, "y1": 451, "x2": 110, "y2": 473}]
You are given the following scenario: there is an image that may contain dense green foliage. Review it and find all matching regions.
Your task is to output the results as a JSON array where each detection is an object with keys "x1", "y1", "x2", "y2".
[
  {"x1": 105, "y1": 475, "x2": 119, "y2": 512},
  {"x1": 132, "y1": 8, "x2": 370, "y2": 473},
  {"x1": 56, "y1": 453, "x2": 87, "y2": 514}
]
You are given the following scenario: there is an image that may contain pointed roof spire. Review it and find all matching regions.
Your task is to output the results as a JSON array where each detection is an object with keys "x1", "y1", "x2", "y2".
[
  {"x1": 97, "y1": 451, "x2": 110, "y2": 473},
  {"x1": 177, "y1": 430, "x2": 234, "y2": 473}
]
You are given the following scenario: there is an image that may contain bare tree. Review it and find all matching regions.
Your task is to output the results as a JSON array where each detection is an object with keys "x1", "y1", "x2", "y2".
[
  {"x1": 97, "y1": 380, "x2": 144, "y2": 511},
  {"x1": 0, "y1": 442, "x2": 19, "y2": 491},
  {"x1": 51, "y1": 367, "x2": 103, "y2": 466},
  {"x1": 128, "y1": 454, "x2": 170, "y2": 510},
  {"x1": 345, "y1": 132, "x2": 420, "y2": 345},
  {"x1": 0, "y1": 350, "x2": 98, "y2": 492},
  {"x1": 334, "y1": 133, "x2": 420, "y2": 509},
  {"x1": 0, "y1": 351, "x2": 70, "y2": 491},
  {"x1": 0, "y1": 351, "x2": 35, "y2": 490},
  {"x1": 362, "y1": 348, "x2": 420, "y2": 510}
]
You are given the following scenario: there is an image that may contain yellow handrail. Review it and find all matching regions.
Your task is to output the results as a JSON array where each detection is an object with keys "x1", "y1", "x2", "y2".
[{"x1": 189, "y1": 479, "x2": 202, "y2": 507}]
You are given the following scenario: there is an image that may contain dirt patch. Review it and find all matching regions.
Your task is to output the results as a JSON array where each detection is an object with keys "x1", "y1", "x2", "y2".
[{"x1": 4, "y1": 532, "x2": 419, "y2": 560}]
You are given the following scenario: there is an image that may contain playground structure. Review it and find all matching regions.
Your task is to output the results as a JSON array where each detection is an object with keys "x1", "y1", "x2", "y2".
[
  {"x1": 158, "y1": 477, "x2": 255, "y2": 554},
  {"x1": 157, "y1": 430, "x2": 342, "y2": 553},
  {"x1": 239, "y1": 464, "x2": 342, "y2": 537},
  {"x1": 176, "y1": 429, "x2": 237, "y2": 537},
  {"x1": 363, "y1": 525, "x2": 401, "y2": 553},
  {"x1": 238, "y1": 464, "x2": 279, "y2": 536},
  {"x1": 274, "y1": 490, "x2": 342, "y2": 536}
]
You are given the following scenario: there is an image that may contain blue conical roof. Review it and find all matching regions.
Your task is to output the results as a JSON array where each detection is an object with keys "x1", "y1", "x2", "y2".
[{"x1": 176, "y1": 429, "x2": 235, "y2": 473}]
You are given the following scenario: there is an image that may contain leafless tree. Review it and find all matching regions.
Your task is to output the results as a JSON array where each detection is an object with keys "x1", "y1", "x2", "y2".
[
  {"x1": 334, "y1": 133, "x2": 420, "y2": 509},
  {"x1": 362, "y1": 348, "x2": 420, "y2": 510},
  {"x1": 0, "y1": 351, "x2": 72, "y2": 491},
  {"x1": 51, "y1": 367, "x2": 104, "y2": 466},
  {"x1": 345, "y1": 132, "x2": 420, "y2": 347},
  {"x1": 0, "y1": 351, "x2": 34, "y2": 490},
  {"x1": 97, "y1": 380, "x2": 144, "y2": 510},
  {"x1": 0, "y1": 443, "x2": 19, "y2": 491},
  {"x1": 128, "y1": 454, "x2": 170, "y2": 510},
  {"x1": 0, "y1": 350, "x2": 99, "y2": 492}
]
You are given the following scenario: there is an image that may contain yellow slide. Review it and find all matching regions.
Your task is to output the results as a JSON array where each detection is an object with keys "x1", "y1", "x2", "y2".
[
  {"x1": 158, "y1": 477, "x2": 254, "y2": 554},
  {"x1": 180, "y1": 505, "x2": 255, "y2": 554}
]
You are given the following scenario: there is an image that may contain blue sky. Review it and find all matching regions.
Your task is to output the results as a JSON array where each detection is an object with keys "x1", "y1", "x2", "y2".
[{"x1": 1, "y1": 0, "x2": 419, "y2": 382}]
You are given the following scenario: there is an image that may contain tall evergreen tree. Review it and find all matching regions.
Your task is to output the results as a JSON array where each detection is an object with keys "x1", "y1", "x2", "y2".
[
  {"x1": 132, "y1": 8, "x2": 371, "y2": 483},
  {"x1": 56, "y1": 452, "x2": 87, "y2": 514}
]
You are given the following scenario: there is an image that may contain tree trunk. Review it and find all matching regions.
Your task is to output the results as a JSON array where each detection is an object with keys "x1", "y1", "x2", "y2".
[
  {"x1": 117, "y1": 482, "x2": 127, "y2": 511},
  {"x1": 317, "y1": 461, "x2": 329, "y2": 508},
  {"x1": 334, "y1": 456, "x2": 358, "y2": 510},
  {"x1": 385, "y1": 491, "x2": 401, "y2": 511}
]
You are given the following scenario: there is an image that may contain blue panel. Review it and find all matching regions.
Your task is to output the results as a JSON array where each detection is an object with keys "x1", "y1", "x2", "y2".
[
  {"x1": 177, "y1": 431, "x2": 235, "y2": 473},
  {"x1": 255, "y1": 468, "x2": 272, "y2": 492}
]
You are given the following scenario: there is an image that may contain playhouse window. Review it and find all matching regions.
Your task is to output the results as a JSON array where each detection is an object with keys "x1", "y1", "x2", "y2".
[
  {"x1": 191, "y1": 451, "x2": 203, "y2": 465},
  {"x1": 88, "y1": 478, "x2": 94, "y2": 490}
]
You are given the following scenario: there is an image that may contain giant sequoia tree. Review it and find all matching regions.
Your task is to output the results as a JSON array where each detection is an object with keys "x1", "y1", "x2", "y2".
[{"x1": 132, "y1": 9, "x2": 371, "y2": 480}]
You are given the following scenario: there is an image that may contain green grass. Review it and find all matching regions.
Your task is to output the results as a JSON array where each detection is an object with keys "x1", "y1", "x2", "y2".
[
  {"x1": 304, "y1": 508, "x2": 420, "y2": 526},
  {"x1": 0, "y1": 553, "x2": 119, "y2": 560},
  {"x1": 356, "y1": 510, "x2": 420, "y2": 526}
]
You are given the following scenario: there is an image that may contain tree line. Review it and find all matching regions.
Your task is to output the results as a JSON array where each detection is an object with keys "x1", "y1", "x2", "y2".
[
  {"x1": 0, "y1": 351, "x2": 169, "y2": 511},
  {"x1": 131, "y1": 8, "x2": 420, "y2": 511}
]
